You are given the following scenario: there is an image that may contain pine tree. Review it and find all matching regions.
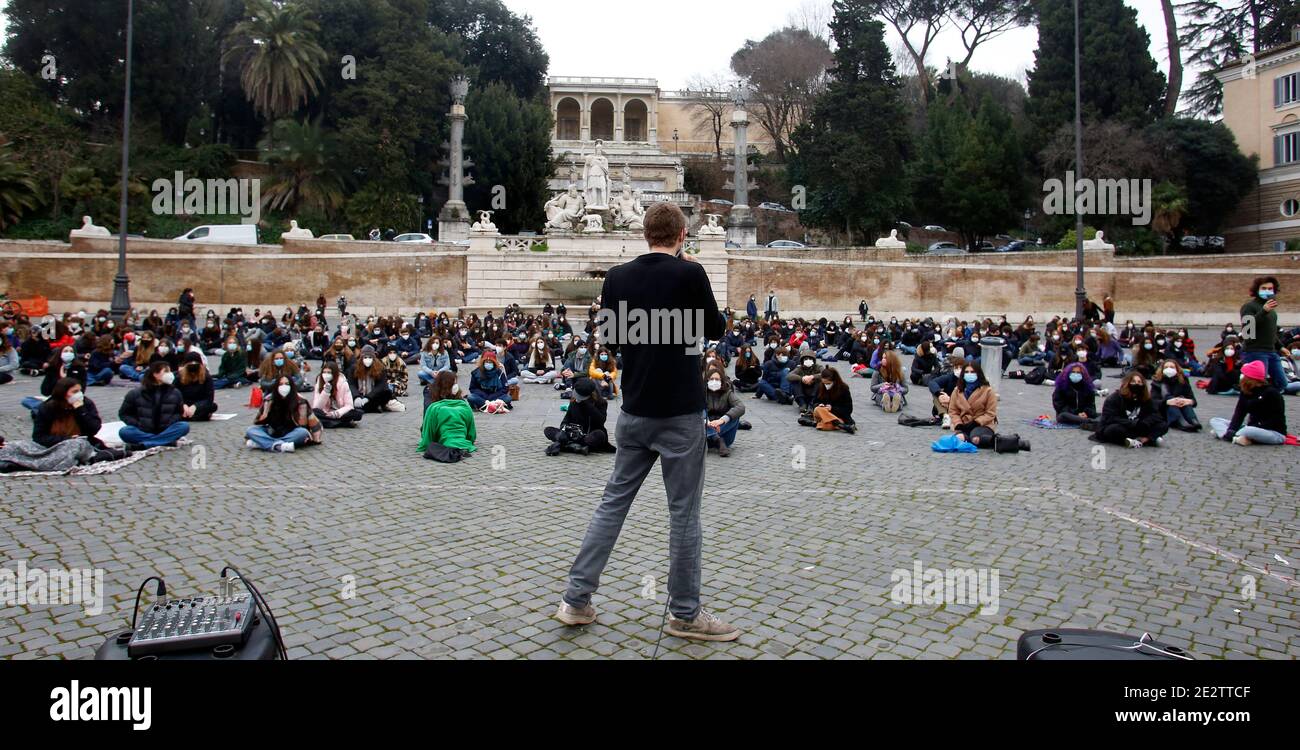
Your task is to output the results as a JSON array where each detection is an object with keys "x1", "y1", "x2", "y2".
[
  {"x1": 789, "y1": 0, "x2": 911, "y2": 244},
  {"x1": 1026, "y1": 0, "x2": 1166, "y2": 155}
]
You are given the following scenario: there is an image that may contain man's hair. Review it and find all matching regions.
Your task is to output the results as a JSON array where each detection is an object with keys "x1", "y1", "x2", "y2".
[
  {"x1": 1250, "y1": 276, "x2": 1280, "y2": 296},
  {"x1": 643, "y1": 202, "x2": 686, "y2": 248}
]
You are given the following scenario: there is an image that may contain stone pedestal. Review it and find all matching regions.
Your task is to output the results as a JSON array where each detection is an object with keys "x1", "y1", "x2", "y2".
[
  {"x1": 438, "y1": 201, "x2": 471, "y2": 242},
  {"x1": 726, "y1": 205, "x2": 758, "y2": 248}
]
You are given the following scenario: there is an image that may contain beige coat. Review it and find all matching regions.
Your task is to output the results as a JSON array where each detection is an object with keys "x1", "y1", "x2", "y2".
[{"x1": 948, "y1": 385, "x2": 998, "y2": 428}]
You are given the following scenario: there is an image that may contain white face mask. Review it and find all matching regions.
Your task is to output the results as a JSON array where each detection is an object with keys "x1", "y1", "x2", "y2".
[
  {"x1": 388, "y1": 352, "x2": 398, "y2": 360},
  {"x1": 1163, "y1": 368, "x2": 1178, "y2": 379},
  {"x1": 158, "y1": 346, "x2": 171, "y2": 355},
  {"x1": 323, "y1": 372, "x2": 334, "y2": 383},
  {"x1": 68, "y1": 391, "x2": 84, "y2": 405},
  {"x1": 707, "y1": 380, "x2": 722, "y2": 392},
  {"x1": 451, "y1": 384, "x2": 460, "y2": 395},
  {"x1": 277, "y1": 384, "x2": 292, "y2": 398},
  {"x1": 160, "y1": 372, "x2": 175, "y2": 386},
  {"x1": 1223, "y1": 349, "x2": 1235, "y2": 358},
  {"x1": 61, "y1": 351, "x2": 76, "y2": 363},
  {"x1": 362, "y1": 357, "x2": 374, "y2": 367}
]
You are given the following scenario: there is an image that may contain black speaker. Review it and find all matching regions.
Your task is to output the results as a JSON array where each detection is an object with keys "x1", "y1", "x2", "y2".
[{"x1": 1018, "y1": 628, "x2": 1191, "y2": 660}]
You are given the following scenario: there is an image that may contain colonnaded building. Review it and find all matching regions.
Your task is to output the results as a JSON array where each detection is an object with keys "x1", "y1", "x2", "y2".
[{"x1": 544, "y1": 75, "x2": 775, "y2": 205}]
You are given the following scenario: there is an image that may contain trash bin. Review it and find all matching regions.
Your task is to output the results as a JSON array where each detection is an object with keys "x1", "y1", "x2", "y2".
[{"x1": 980, "y1": 336, "x2": 1005, "y2": 392}]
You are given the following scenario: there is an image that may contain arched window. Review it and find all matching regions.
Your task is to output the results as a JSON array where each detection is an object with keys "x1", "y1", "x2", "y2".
[
  {"x1": 556, "y1": 98, "x2": 581, "y2": 140},
  {"x1": 624, "y1": 99, "x2": 648, "y2": 142},
  {"x1": 590, "y1": 98, "x2": 614, "y2": 142}
]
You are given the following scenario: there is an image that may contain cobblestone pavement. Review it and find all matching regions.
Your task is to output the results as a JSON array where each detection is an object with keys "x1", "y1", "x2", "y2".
[{"x1": 0, "y1": 329, "x2": 1296, "y2": 660}]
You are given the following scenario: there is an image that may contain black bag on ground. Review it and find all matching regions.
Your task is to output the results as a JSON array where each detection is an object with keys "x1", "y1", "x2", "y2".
[
  {"x1": 994, "y1": 433, "x2": 1031, "y2": 454},
  {"x1": 1023, "y1": 366, "x2": 1048, "y2": 386},
  {"x1": 898, "y1": 414, "x2": 940, "y2": 428},
  {"x1": 423, "y1": 442, "x2": 466, "y2": 463}
]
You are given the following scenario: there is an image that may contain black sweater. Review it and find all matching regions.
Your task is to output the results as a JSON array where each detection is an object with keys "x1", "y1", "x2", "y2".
[
  {"x1": 119, "y1": 385, "x2": 185, "y2": 434},
  {"x1": 32, "y1": 399, "x2": 105, "y2": 448},
  {"x1": 598, "y1": 253, "x2": 724, "y2": 418},
  {"x1": 1226, "y1": 386, "x2": 1287, "y2": 436}
]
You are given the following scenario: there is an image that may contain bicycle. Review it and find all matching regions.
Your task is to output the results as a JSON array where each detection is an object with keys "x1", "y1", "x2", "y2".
[{"x1": 0, "y1": 293, "x2": 24, "y2": 323}]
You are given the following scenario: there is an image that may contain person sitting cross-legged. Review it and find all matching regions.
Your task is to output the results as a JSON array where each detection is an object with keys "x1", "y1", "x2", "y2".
[
  {"x1": 245, "y1": 375, "x2": 323, "y2": 453},
  {"x1": 118, "y1": 362, "x2": 191, "y2": 449},
  {"x1": 544, "y1": 378, "x2": 615, "y2": 456},
  {"x1": 1210, "y1": 360, "x2": 1288, "y2": 446}
]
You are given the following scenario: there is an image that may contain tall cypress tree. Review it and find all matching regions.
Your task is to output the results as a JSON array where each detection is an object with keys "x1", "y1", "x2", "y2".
[
  {"x1": 1026, "y1": 0, "x2": 1166, "y2": 156},
  {"x1": 789, "y1": 0, "x2": 911, "y2": 244}
]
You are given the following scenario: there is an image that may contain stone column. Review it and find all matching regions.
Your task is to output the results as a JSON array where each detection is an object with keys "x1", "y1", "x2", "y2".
[
  {"x1": 725, "y1": 103, "x2": 758, "y2": 248},
  {"x1": 438, "y1": 75, "x2": 472, "y2": 243}
]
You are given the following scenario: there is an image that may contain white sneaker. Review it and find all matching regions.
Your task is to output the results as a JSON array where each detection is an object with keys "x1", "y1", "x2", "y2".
[
  {"x1": 274, "y1": 442, "x2": 295, "y2": 453},
  {"x1": 246, "y1": 439, "x2": 257, "y2": 450},
  {"x1": 1125, "y1": 438, "x2": 1142, "y2": 448},
  {"x1": 1154, "y1": 437, "x2": 1165, "y2": 447},
  {"x1": 941, "y1": 415, "x2": 952, "y2": 429},
  {"x1": 1232, "y1": 435, "x2": 1252, "y2": 446},
  {"x1": 385, "y1": 400, "x2": 406, "y2": 412}
]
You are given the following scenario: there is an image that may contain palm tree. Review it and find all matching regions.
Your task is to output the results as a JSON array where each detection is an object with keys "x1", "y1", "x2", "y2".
[
  {"x1": 223, "y1": 0, "x2": 328, "y2": 122},
  {"x1": 258, "y1": 119, "x2": 346, "y2": 217},
  {"x1": 1151, "y1": 181, "x2": 1189, "y2": 254},
  {"x1": 0, "y1": 143, "x2": 41, "y2": 231}
]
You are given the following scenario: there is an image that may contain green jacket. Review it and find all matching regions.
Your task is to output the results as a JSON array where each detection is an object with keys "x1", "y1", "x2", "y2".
[
  {"x1": 1240, "y1": 297, "x2": 1280, "y2": 353},
  {"x1": 417, "y1": 398, "x2": 477, "y2": 453},
  {"x1": 218, "y1": 349, "x2": 247, "y2": 380}
]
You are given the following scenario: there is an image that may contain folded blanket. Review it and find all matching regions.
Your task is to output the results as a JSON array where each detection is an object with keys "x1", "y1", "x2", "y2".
[
  {"x1": 0, "y1": 438, "x2": 96, "y2": 472},
  {"x1": 0, "y1": 443, "x2": 177, "y2": 477}
]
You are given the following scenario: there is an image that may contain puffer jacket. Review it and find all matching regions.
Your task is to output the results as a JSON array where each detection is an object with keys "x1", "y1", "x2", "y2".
[{"x1": 119, "y1": 384, "x2": 185, "y2": 434}]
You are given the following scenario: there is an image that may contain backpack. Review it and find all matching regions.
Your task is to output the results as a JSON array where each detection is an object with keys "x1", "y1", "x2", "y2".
[{"x1": 1024, "y1": 366, "x2": 1048, "y2": 386}]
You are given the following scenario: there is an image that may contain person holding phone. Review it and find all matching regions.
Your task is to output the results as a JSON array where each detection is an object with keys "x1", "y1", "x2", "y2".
[{"x1": 1240, "y1": 276, "x2": 1289, "y2": 391}]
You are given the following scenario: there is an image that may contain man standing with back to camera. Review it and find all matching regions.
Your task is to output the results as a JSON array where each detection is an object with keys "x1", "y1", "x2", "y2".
[{"x1": 555, "y1": 202, "x2": 740, "y2": 641}]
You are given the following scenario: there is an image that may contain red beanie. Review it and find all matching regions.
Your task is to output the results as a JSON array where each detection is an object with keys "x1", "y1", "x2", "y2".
[
  {"x1": 481, "y1": 350, "x2": 498, "y2": 363},
  {"x1": 1240, "y1": 360, "x2": 1267, "y2": 382}
]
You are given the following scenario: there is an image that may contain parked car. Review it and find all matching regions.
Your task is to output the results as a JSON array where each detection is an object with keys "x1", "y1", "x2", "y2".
[
  {"x1": 926, "y1": 242, "x2": 964, "y2": 255},
  {"x1": 758, "y1": 202, "x2": 792, "y2": 212},
  {"x1": 923, "y1": 225, "x2": 947, "y2": 232},
  {"x1": 897, "y1": 221, "x2": 913, "y2": 229},
  {"x1": 766, "y1": 240, "x2": 807, "y2": 249},
  {"x1": 319, "y1": 234, "x2": 354, "y2": 241},
  {"x1": 173, "y1": 224, "x2": 258, "y2": 245},
  {"x1": 393, "y1": 233, "x2": 435, "y2": 244},
  {"x1": 707, "y1": 198, "x2": 734, "y2": 206},
  {"x1": 970, "y1": 241, "x2": 997, "y2": 253},
  {"x1": 999, "y1": 240, "x2": 1040, "y2": 252}
]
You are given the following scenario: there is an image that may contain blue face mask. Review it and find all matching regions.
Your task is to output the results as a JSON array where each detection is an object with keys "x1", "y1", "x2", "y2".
[
  {"x1": 963, "y1": 373, "x2": 978, "y2": 384},
  {"x1": 600, "y1": 355, "x2": 609, "y2": 362},
  {"x1": 484, "y1": 363, "x2": 495, "y2": 371},
  {"x1": 1069, "y1": 372, "x2": 1084, "y2": 384},
  {"x1": 1259, "y1": 289, "x2": 1275, "y2": 300}
]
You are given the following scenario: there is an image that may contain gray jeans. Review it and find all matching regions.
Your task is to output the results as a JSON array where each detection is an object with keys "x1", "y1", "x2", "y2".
[{"x1": 563, "y1": 411, "x2": 705, "y2": 621}]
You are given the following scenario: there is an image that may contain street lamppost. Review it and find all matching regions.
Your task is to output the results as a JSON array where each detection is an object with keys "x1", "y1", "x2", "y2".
[
  {"x1": 1024, "y1": 208, "x2": 1033, "y2": 239},
  {"x1": 1072, "y1": 0, "x2": 1088, "y2": 320},
  {"x1": 109, "y1": 0, "x2": 136, "y2": 322}
]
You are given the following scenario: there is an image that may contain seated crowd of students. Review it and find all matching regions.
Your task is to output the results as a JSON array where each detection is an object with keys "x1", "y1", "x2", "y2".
[{"x1": 3, "y1": 279, "x2": 1296, "y2": 463}]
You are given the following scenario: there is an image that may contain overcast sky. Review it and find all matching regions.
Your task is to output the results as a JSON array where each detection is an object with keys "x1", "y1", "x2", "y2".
[
  {"x1": 0, "y1": 1, "x2": 1189, "y2": 94},
  {"x1": 505, "y1": 0, "x2": 1184, "y2": 91}
]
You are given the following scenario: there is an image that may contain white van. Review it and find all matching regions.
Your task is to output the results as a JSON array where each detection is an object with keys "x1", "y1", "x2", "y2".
[{"x1": 173, "y1": 224, "x2": 259, "y2": 245}]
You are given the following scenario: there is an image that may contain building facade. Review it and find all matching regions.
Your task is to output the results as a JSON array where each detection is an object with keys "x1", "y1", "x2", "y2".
[
  {"x1": 545, "y1": 76, "x2": 775, "y2": 201},
  {"x1": 1217, "y1": 32, "x2": 1300, "y2": 253}
]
